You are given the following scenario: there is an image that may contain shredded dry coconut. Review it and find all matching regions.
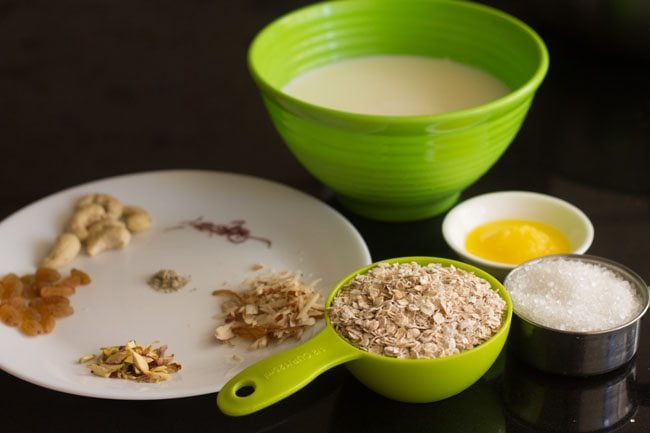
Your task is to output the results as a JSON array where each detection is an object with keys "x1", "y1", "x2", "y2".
[
  {"x1": 505, "y1": 257, "x2": 643, "y2": 332},
  {"x1": 328, "y1": 262, "x2": 506, "y2": 359},
  {"x1": 213, "y1": 270, "x2": 324, "y2": 349}
]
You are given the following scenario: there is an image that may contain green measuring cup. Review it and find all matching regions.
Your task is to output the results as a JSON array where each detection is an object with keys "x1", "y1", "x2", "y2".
[{"x1": 217, "y1": 257, "x2": 512, "y2": 416}]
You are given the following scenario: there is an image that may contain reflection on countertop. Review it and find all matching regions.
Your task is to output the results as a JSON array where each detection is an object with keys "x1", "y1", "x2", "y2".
[{"x1": 503, "y1": 351, "x2": 639, "y2": 433}]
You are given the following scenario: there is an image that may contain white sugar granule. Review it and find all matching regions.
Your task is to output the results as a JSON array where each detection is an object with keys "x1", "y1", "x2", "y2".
[{"x1": 505, "y1": 258, "x2": 643, "y2": 332}]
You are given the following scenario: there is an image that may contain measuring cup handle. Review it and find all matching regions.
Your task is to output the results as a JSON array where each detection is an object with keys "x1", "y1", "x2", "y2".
[{"x1": 217, "y1": 326, "x2": 359, "y2": 416}]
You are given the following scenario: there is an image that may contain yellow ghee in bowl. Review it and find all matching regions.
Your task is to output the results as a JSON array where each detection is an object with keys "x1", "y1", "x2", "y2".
[{"x1": 465, "y1": 219, "x2": 570, "y2": 265}]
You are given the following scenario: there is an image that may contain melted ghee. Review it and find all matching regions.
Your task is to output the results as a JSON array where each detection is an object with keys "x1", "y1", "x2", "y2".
[{"x1": 465, "y1": 219, "x2": 571, "y2": 265}]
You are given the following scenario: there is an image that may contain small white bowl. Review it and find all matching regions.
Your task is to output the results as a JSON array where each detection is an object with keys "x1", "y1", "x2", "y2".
[{"x1": 441, "y1": 191, "x2": 594, "y2": 280}]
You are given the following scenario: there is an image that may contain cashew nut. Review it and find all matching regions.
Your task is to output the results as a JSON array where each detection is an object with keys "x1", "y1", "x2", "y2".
[
  {"x1": 66, "y1": 203, "x2": 106, "y2": 240},
  {"x1": 76, "y1": 193, "x2": 124, "y2": 220},
  {"x1": 40, "y1": 233, "x2": 82, "y2": 269},
  {"x1": 85, "y1": 220, "x2": 131, "y2": 256},
  {"x1": 86, "y1": 218, "x2": 124, "y2": 236},
  {"x1": 122, "y1": 206, "x2": 152, "y2": 233}
]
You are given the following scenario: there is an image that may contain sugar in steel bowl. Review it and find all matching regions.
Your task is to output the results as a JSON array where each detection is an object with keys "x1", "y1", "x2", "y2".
[
  {"x1": 217, "y1": 257, "x2": 512, "y2": 416},
  {"x1": 248, "y1": 0, "x2": 549, "y2": 222},
  {"x1": 504, "y1": 254, "x2": 650, "y2": 376}
]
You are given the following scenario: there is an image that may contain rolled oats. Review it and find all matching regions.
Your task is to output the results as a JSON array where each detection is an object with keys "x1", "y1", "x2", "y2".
[{"x1": 328, "y1": 262, "x2": 506, "y2": 359}]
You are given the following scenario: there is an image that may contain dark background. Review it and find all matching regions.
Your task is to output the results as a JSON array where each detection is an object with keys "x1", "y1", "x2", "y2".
[{"x1": 1, "y1": 1, "x2": 649, "y2": 432}]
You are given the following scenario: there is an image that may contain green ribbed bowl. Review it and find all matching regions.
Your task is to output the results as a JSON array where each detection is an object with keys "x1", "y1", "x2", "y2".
[{"x1": 249, "y1": 0, "x2": 548, "y2": 221}]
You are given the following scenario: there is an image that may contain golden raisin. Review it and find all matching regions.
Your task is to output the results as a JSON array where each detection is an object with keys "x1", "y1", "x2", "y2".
[
  {"x1": 41, "y1": 314, "x2": 56, "y2": 334},
  {"x1": 71, "y1": 268, "x2": 92, "y2": 285},
  {"x1": 1, "y1": 267, "x2": 90, "y2": 336},
  {"x1": 30, "y1": 299, "x2": 48, "y2": 315},
  {"x1": 40, "y1": 295, "x2": 71, "y2": 306},
  {"x1": 5, "y1": 296, "x2": 27, "y2": 309},
  {"x1": 1, "y1": 274, "x2": 23, "y2": 300},
  {"x1": 58, "y1": 275, "x2": 81, "y2": 289},
  {"x1": 20, "y1": 274, "x2": 36, "y2": 286},
  {"x1": 35, "y1": 267, "x2": 61, "y2": 284},
  {"x1": 2, "y1": 273, "x2": 20, "y2": 285},
  {"x1": 0, "y1": 304, "x2": 22, "y2": 327},
  {"x1": 19, "y1": 319, "x2": 44, "y2": 336},
  {"x1": 48, "y1": 303, "x2": 74, "y2": 318},
  {"x1": 40, "y1": 285, "x2": 75, "y2": 298},
  {"x1": 32, "y1": 296, "x2": 73, "y2": 317},
  {"x1": 20, "y1": 306, "x2": 41, "y2": 322},
  {"x1": 21, "y1": 282, "x2": 40, "y2": 299}
]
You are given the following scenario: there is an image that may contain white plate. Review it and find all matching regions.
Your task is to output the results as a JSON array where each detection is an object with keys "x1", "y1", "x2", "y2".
[{"x1": 0, "y1": 170, "x2": 371, "y2": 399}]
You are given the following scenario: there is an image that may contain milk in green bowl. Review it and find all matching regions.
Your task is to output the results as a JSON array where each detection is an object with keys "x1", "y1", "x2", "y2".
[
  {"x1": 248, "y1": 0, "x2": 549, "y2": 221},
  {"x1": 283, "y1": 54, "x2": 510, "y2": 116}
]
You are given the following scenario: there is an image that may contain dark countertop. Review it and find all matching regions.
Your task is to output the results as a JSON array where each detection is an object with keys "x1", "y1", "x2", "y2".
[{"x1": 1, "y1": 1, "x2": 649, "y2": 432}]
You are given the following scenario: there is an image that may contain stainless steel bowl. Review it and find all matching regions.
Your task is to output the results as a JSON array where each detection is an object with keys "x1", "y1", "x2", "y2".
[{"x1": 504, "y1": 254, "x2": 649, "y2": 376}]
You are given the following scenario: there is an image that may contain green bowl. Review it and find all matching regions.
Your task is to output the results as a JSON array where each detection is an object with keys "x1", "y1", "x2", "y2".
[
  {"x1": 217, "y1": 257, "x2": 513, "y2": 416},
  {"x1": 249, "y1": 0, "x2": 549, "y2": 221}
]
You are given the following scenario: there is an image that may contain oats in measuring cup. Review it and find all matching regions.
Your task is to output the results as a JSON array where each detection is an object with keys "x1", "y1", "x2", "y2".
[{"x1": 328, "y1": 262, "x2": 506, "y2": 359}]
